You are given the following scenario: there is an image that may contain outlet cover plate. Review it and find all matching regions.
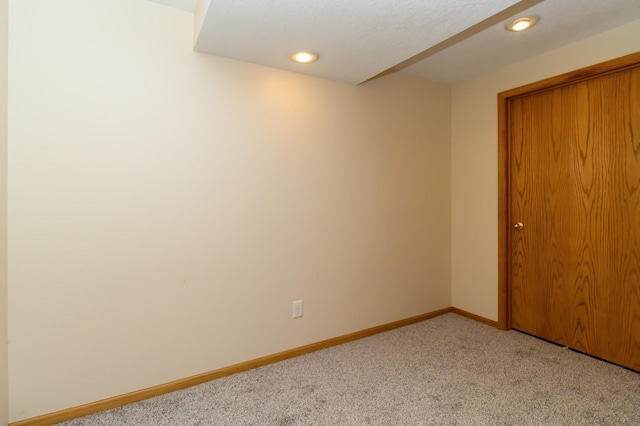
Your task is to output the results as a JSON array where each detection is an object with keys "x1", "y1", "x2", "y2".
[{"x1": 292, "y1": 300, "x2": 303, "y2": 318}]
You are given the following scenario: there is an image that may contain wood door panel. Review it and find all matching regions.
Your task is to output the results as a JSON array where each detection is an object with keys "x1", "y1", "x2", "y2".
[
  {"x1": 509, "y1": 66, "x2": 640, "y2": 371},
  {"x1": 510, "y1": 88, "x2": 573, "y2": 347}
]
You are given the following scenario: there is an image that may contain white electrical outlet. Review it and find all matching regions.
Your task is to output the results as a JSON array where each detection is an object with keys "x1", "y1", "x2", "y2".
[{"x1": 292, "y1": 300, "x2": 303, "y2": 318}]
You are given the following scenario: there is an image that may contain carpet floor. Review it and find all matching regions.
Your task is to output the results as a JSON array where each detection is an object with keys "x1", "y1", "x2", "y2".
[{"x1": 59, "y1": 313, "x2": 640, "y2": 425}]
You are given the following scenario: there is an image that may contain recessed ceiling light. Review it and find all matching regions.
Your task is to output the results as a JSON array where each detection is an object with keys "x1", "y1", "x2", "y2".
[
  {"x1": 290, "y1": 51, "x2": 319, "y2": 64},
  {"x1": 505, "y1": 16, "x2": 539, "y2": 32}
]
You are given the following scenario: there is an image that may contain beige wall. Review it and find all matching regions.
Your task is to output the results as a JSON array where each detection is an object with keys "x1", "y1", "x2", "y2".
[
  {"x1": 1, "y1": 0, "x2": 8, "y2": 425},
  {"x1": 7, "y1": 0, "x2": 451, "y2": 421},
  {"x1": 451, "y1": 19, "x2": 640, "y2": 320}
]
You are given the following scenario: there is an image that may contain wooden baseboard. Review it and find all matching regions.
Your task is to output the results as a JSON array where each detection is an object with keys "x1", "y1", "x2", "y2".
[
  {"x1": 450, "y1": 307, "x2": 499, "y2": 328},
  {"x1": 11, "y1": 307, "x2": 453, "y2": 426}
]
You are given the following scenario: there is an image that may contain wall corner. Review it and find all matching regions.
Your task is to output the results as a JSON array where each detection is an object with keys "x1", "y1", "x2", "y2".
[{"x1": 0, "y1": 0, "x2": 8, "y2": 423}]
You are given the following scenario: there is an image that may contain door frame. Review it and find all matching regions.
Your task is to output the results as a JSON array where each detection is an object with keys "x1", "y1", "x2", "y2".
[{"x1": 497, "y1": 51, "x2": 640, "y2": 330}]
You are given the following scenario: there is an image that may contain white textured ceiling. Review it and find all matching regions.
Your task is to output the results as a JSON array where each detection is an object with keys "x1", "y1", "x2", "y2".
[
  {"x1": 192, "y1": 0, "x2": 523, "y2": 85},
  {"x1": 401, "y1": 0, "x2": 640, "y2": 83},
  {"x1": 148, "y1": 0, "x2": 640, "y2": 85}
]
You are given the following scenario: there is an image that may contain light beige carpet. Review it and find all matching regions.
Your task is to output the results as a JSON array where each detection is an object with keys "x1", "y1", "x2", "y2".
[{"x1": 60, "y1": 313, "x2": 640, "y2": 425}]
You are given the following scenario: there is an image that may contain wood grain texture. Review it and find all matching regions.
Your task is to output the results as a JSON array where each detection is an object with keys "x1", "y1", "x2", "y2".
[
  {"x1": 499, "y1": 55, "x2": 640, "y2": 331},
  {"x1": 508, "y1": 65, "x2": 640, "y2": 371},
  {"x1": 497, "y1": 93, "x2": 510, "y2": 330},
  {"x1": 9, "y1": 308, "x2": 453, "y2": 426}
]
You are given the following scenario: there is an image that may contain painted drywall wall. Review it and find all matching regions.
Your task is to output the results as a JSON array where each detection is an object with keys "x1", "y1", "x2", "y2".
[
  {"x1": 451, "y1": 19, "x2": 640, "y2": 321},
  {"x1": 7, "y1": 0, "x2": 451, "y2": 421},
  {"x1": 0, "y1": 0, "x2": 8, "y2": 424}
]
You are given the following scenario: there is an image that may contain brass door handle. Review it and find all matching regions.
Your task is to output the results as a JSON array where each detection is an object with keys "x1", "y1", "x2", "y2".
[{"x1": 513, "y1": 222, "x2": 524, "y2": 230}]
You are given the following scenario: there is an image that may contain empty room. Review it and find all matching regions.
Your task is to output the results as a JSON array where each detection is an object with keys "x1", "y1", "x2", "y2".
[{"x1": 0, "y1": 0, "x2": 639, "y2": 425}]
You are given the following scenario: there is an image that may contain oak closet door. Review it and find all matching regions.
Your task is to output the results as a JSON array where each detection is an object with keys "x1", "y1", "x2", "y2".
[{"x1": 509, "y1": 66, "x2": 640, "y2": 371}]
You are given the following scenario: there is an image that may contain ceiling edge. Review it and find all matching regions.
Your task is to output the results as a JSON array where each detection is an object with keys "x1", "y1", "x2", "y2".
[{"x1": 363, "y1": 0, "x2": 544, "y2": 84}]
